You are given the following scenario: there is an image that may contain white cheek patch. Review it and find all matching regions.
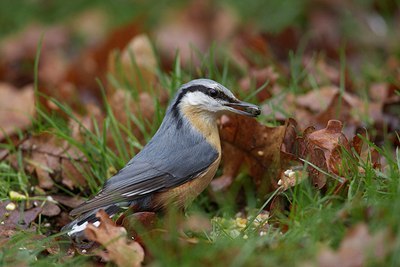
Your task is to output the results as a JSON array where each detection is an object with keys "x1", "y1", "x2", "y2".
[
  {"x1": 184, "y1": 91, "x2": 212, "y2": 106},
  {"x1": 180, "y1": 91, "x2": 221, "y2": 112}
]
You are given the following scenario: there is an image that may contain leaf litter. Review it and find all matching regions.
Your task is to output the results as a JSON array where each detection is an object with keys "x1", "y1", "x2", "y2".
[
  {"x1": 84, "y1": 210, "x2": 145, "y2": 267},
  {"x1": 0, "y1": 1, "x2": 399, "y2": 266}
]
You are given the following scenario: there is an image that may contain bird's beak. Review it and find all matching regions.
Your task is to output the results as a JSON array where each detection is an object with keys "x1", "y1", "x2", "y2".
[{"x1": 224, "y1": 100, "x2": 261, "y2": 117}]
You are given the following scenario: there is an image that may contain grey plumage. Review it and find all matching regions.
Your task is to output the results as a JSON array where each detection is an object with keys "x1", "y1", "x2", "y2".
[
  {"x1": 63, "y1": 79, "x2": 260, "y2": 240},
  {"x1": 70, "y1": 102, "x2": 218, "y2": 216}
]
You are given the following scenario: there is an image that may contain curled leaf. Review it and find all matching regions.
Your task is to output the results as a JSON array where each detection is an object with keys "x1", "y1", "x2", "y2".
[{"x1": 85, "y1": 210, "x2": 145, "y2": 267}]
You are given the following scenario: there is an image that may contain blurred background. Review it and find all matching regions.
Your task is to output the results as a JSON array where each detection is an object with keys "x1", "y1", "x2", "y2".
[
  {"x1": 0, "y1": 1, "x2": 400, "y2": 266},
  {"x1": 1, "y1": 0, "x2": 399, "y2": 138}
]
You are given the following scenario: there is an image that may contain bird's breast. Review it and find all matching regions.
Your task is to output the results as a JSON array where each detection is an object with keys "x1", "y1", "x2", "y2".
[
  {"x1": 151, "y1": 105, "x2": 222, "y2": 209},
  {"x1": 152, "y1": 155, "x2": 221, "y2": 209}
]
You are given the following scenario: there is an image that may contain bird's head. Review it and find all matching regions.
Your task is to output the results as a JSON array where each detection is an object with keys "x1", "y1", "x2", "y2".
[{"x1": 171, "y1": 79, "x2": 261, "y2": 120}]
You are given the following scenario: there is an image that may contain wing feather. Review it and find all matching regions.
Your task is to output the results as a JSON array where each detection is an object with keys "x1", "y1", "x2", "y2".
[{"x1": 70, "y1": 112, "x2": 219, "y2": 216}]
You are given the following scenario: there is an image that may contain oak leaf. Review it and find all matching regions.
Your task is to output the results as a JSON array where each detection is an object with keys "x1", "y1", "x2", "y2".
[
  {"x1": 85, "y1": 210, "x2": 145, "y2": 267},
  {"x1": 212, "y1": 115, "x2": 299, "y2": 195}
]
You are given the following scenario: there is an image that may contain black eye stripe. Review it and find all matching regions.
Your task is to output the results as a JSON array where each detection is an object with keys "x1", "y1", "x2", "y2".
[
  {"x1": 171, "y1": 84, "x2": 238, "y2": 120},
  {"x1": 208, "y1": 89, "x2": 218, "y2": 97}
]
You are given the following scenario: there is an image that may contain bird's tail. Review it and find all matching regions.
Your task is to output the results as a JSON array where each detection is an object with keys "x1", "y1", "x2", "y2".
[{"x1": 61, "y1": 204, "x2": 122, "y2": 244}]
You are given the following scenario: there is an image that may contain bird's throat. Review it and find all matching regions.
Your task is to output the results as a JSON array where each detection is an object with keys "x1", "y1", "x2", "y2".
[{"x1": 181, "y1": 105, "x2": 221, "y2": 153}]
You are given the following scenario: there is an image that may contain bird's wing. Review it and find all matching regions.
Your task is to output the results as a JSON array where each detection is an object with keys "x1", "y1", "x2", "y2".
[
  {"x1": 69, "y1": 161, "x2": 171, "y2": 216},
  {"x1": 70, "y1": 120, "x2": 219, "y2": 216},
  {"x1": 70, "y1": 140, "x2": 217, "y2": 216}
]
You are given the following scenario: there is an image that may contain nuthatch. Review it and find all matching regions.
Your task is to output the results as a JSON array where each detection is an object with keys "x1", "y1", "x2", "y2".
[{"x1": 63, "y1": 79, "x2": 260, "y2": 239}]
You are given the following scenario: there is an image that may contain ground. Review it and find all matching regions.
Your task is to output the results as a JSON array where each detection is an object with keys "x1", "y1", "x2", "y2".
[{"x1": 0, "y1": 1, "x2": 399, "y2": 266}]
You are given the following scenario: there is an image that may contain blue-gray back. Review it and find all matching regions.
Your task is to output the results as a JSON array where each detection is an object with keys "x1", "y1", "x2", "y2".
[{"x1": 70, "y1": 101, "x2": 218, "y2": 215}]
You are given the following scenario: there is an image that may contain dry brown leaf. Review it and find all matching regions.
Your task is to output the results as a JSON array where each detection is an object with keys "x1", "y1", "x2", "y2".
[
  {"x1": 119, "y1": 211, "x2": 158, "y2": 246},
  {"x1": 296, "y1": 86, "x2": 341, "y2": 113},
  {"x1": 51, "y1": 195, "x2": 84, "y2": 209},
  {"x1": 297, "y1": 121, "x2": 383, "y2": 188},
  {"x1": 298, "y1": 120, "x2": 350, "y2": 188},
  {"x1": 303, "y1": 55, "x2": 352, "y2": 89},
  {"x1": 0, "y1": 201, "x2": 42, "y2": 231},
  {"x1": 107, "y1": 34, "x2": 158, "y2": 94},
  {"x1": 85, "y1": 210, "x2": 145, "y2": 267},
  {"x1": 211, "y1": 142, "x2": 244, "y2": 192},
  {"x1": 316, "y1": 92, "x2": 363, "y2": 127},
  {"x1": 68, "y1": 104, "x2": 102, "y2": 142},
  {"x1": 5, "y1": 133, "x2": 88, "y2": 190},
  {"x1": 352, "y1": 128, "x2": 381, "y2": 170},
  {"x1": 262, "y1": 92, "x2": 317, "y2": 129},
  {"x1": 38, "y1": 201, "x2": 61, "y2": 217},
  {"x1": 0, "y1": 24, "x2": 70, "y2": 87},
  {"x1": 212, "y1": 115, "x2": 298, "y2": 195},
  {"x1": 60, "y1": 159, "x2": 88, "y2": 190},
  {"x1": 0, "y1": 83, "x2": 35, "y2": 140},
  {"x1": 27, "y1": 151, "x2": 56, "y2": 189},
  {"x1": 15, "y1": 134, "x2": 65, "y2": 189},
  {"x1": 107, "y1": 90, "x2": 156, "y2": 148},
  {"x1": 317, "y1": 224, "x2": 391, "y2": 267}
]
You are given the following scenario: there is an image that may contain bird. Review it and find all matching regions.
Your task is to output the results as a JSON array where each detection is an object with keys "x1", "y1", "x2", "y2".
[{"x1": 63, "y1": 78, "x2": 261, "y2": 241}]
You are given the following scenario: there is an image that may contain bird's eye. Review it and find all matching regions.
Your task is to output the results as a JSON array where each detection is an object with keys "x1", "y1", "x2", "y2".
[{"x1": 209, "y1": 89, "x2": 218, "y2": 98}]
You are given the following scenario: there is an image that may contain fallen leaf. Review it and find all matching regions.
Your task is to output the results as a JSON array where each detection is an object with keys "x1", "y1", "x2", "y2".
[
  {"x1": 316, "y1": 92, "x2": 363, "y2": 128},
  {"x1": 60, "y1": 159, "x2": 88, "y2": 190},
  {"x1": 51, "y1": 195, "x2": 84, "y2": 209},
  {"x1": 120, "y1": 211, "x2": 158, "y2": 239},
  {"x1": 107, "y1": 34, "x2": 158, "y2": 94},
  {"x1": 37, "y1": 201, "x2": 61, "y2": 217},
  {"x1": 27, "y1": 151, "x2": 56, "y2": 189},
  {"x1": 6, "y1": 133, "x2": 89, "y2": 190},
  {"x1": 0, "y1": 24, "x2": 70, "y2": 87},
  {"x1": 0, "y1": 83, "x2": 35, "y2": 140},
  {"x1": 0, "y1": 201, "x2": 42, "y2": 230},
  {"x1": 307, "y1": 5, "x2": 345, "y2": 58},
  {"x1": 297, "y1": 120, "x2": 350, "y2": 188},
  {"x1": 303, "y1": 54, "x2": 352, "y2": 89},
  {"x1": 352, "y1": 128, "x2": 381, "y2": 170},
  {"x1": 85, "y1": 210, "x2": 145, "y2": 267},
  {"x1": 212, "y1": 115, "x2": 298, "y2": 195},
  {"x1": 107, "y1": 90, "x2": 156, "y2": 148},
  {"x1": 211, "y1": 142, "x2": 244, "y2": 192},
  {"x1": 296, "y1": 86, "x2": 341, "y2": 113}
]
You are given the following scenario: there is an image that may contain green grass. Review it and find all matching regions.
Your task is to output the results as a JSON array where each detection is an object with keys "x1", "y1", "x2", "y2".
[
  {"x1": 1, "y1": 44, "x2": 399, "y2": 266},
  {"x1": 1, "y1": 1, "x2": 400, "y2": 266}
]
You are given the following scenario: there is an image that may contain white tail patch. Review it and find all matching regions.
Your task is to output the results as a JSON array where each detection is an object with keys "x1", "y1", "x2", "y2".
[{"x1": 67, "y1": 220, "x2": 100, "y2": 236}]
